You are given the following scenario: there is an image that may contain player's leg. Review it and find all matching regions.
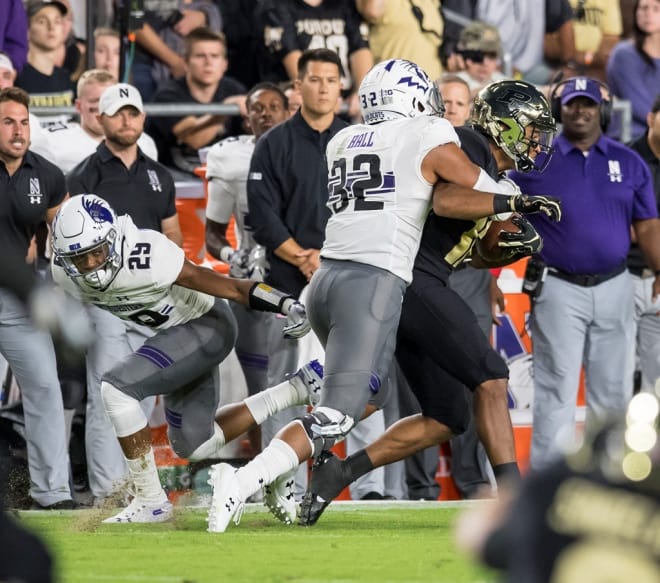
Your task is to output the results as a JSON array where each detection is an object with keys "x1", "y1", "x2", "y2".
[
  {"x1": 100, "y1": 300, "x2": 237, "y2": 523},
  {"x1": 300, "y1": 345, "x2": 461, "y2": 526},
  {"x1": 208, "y1": 262, "x2": 404, "y2": 532},
  {"x1": 400, "y1": 279, "x2": 518, "y2": 484}
]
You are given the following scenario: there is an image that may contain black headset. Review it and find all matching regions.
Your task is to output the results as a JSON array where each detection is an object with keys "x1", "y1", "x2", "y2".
[{"x1": 550, "y1": 76, "x2": 613, "y2": 131}]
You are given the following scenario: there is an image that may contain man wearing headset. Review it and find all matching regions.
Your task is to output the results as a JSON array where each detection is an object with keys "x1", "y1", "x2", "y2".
[{"x1": 511, "y1": 76, "x2": 660, "y2": 470}]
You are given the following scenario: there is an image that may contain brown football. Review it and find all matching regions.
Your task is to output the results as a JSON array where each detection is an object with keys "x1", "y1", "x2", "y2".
[{"x1": 476, "y1": 213, "x2": 524, "y2": 261}]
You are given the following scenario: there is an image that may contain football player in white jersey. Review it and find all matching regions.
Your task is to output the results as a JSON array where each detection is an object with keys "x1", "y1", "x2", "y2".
[
  {"x1": 50, "y1": 194, "x2": 322, "y2": 524},
  {"x1": 44, "y1": 69, "x2": 158, "y2": 173},
  {"x1": 206, "y1": 59, "x2": 562, "y2": 533},
  {"x1": 205, "y1": 82, "x2": 290, "y2": 457}
]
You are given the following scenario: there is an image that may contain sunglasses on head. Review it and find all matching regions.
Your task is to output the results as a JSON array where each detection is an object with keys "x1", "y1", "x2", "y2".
[{"x1": 460, "y1": 50, "x2": 498, "y2": 64}]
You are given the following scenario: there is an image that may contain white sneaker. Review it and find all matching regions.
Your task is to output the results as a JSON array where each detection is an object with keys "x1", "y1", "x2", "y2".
[
  {"x1": 289, "y1": 359, "x2": 324, "y2": 406},
  {"x1": 264, "y1": 469, "x2": 297, "y2": 524},
  {"x1": 207, "y1": 463, "x2": 244, "y2": 533},
  {"x1": 102, "y1": 497, "x2": 173, "y2": 524}
]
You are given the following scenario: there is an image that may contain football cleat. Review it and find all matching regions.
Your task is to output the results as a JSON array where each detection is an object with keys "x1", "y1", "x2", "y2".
[
  {"x1": 207, "y1": 463, "x2": 244, "y2": 533},
  {"x1": 299, "y1": 450, "x2": 347, "y2": 526},
  {"x1": 264, "y1": 468, "x2": 297, "y2": 524},
  {"x1": 287, "y1": 359, "x2": 324, "y2": 406},
  {"x1": 102, "y1": 497, "x2": 172, "y2": 523}
]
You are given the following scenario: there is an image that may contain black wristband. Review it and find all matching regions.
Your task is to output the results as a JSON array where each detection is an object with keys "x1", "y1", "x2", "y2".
[
  {"x1": 655, "y1": 269, "x2": 660, "y2": 277},
  {"x1": 493, "y1": 194, "x2": 514, "y2": 215},
  {"x1": 248, "y1": 282, "x2": 292, "y2": 313}
]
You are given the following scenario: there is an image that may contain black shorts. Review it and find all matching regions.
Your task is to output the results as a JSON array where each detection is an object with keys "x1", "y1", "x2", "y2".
[{"x1": 396, "y1": 273, "x2": 509, "y2": 434}]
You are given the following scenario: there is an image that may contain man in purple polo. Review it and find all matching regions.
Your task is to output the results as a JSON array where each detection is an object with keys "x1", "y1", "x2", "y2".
[{"x1": 510, "y1": 76, "x2": 660, "y2": 469}]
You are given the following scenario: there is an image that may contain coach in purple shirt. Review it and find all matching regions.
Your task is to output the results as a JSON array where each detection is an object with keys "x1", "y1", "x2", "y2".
[{"x1": 510, "y1": 76, "x2": 660, "y2": 470}]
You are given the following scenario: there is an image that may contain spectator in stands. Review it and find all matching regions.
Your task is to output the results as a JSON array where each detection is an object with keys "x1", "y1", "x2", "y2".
[
  {"x1": 0, "y1": 0, "x2": 28, "y2": 73},
  {"x1": 454, "y1": 22, "x2": 509, "y2": 96},
  {"x1": 257, "y1": 0, "x2": 373, "y2": 118},
  {"x1": 66, "y1": 82, "x2": 182, "y2": 503},
  {"x1": 356, "y1": 0, "x2": 443, "y2": 80},
  {"x1": 563, "y1": 0, "x2": 623, "y2": 81},
  {"x1": 0, "y1": 86, "x2": 74, "y2": 510},
  {"x1": 627, "y1": 94, "x2": 660, "y2": 393},
  {"x1": 215, "y1": 0, "x2": 261, "y2": 89},
  {"x1": 53, "y1": 0, "x2": 86, "y2": 83},
  {"x1": 93, "y1": 28, "x2": 120, "y2": 80},
  {"x1": 15, "y1": 0, "x2": 76, "y2": 109},
  {"x1": 442, "y1": 0, "x2": 575, "y2": 84},
  {"x1": 607, "y1": 0, "x2": 660, "y2": 139},
  {"x1": 147, "y1": 27, "x2": 246, "y2": 182},
  {"x1": 43, "y1": 69, "x2": 158, "y2": 173},
  {"x1": 131, "y1": 1, "x2": 222, "y2": 102}
]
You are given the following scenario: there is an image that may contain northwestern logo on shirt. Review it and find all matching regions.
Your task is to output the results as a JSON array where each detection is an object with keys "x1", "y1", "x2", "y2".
[
  {"x1": 28, "y1": 178, "x2": 42, "y2": 204},
  {"x1": 147, "y1": 169, "x2": 162, "y2": 192},
  {"x1": 608, "y1": 160, "x2": 622, "y2": 183}
]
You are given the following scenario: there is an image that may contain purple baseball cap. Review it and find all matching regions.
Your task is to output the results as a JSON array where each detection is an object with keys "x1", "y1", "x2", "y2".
[{"x1": 560, "y1": 77, "x2": 603, "y2": 105}]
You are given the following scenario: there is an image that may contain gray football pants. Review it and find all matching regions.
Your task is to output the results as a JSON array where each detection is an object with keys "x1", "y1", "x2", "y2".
[{"x1": 0, "y1": 289, "x2": 72, "y2": 506}]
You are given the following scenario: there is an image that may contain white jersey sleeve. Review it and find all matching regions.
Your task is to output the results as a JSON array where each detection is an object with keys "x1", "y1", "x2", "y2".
[
  {"x1": 45, "y1": 123, "x2": 98, "y2": 174},
  {"x1": 53, "y1": 215, "x2": 215, "y2": 330},
  {"x1": 138, "y1": 132, "x2": 159, "y2": 161},
  {"x1": 322, "y1": 115, "x2": 459, "y2": 283},
  {"x1": 205, "y1": 135, "x2": 256, "y2": 250}
]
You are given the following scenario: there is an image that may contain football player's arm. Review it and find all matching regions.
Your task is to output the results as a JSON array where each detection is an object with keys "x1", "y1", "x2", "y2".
[
  {"x1": 161, "y1": 214, "x2": 183, "y2": 247},
  {"x1": 205, "y1": 173, "x2": 236, "y2": 261},
  {"x1": 175, "y1": 260, "x2": 310, "y2": 338},
  {"x1": 422, "y1": 143, "x2": 497, "y2": 219},
  {"x1": 632, "y1": 217, "x2": 660, "y2": 302}
]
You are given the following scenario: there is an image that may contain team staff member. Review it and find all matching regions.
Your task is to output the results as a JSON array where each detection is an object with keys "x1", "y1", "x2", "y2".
[
  {"x1": 245, "y1": 48, "x2": 347, "y2": 497},
  {"x1": 511, "y1": 77, "x2": 660, "y2": 469},
  {"x1": 66, "y1": 82, "x2": 183, "y2": 503},
  {"x1": 0, "y1": 86, "x2": 74, "y2": 509}
]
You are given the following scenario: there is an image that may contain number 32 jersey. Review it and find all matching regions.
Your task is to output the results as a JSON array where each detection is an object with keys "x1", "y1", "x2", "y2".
[
  {"x1": 322, "y1": 115, "x2": 459, "y2": 284},
  {"x1": 52, "y1": 215, "x2": 215, "y2": 330}
]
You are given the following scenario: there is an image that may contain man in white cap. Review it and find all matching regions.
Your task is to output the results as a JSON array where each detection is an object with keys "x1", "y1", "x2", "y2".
[
  {"x1": 44, "y1": 69, "x2": 158, "y2": 174},
  {"x1": 66, "y1": 82, "x2": 183, "y2": 504}
]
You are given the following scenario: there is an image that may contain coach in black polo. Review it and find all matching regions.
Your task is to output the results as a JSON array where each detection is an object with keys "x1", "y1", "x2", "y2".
[
  {"x1": 67, "y1": 82, "x2": 181, "y2": 241},
  {"x1": 65, "y1": 82, "x2": 183, "y2": 503},
  {"x1": 0, "y1": 86, "x2": 75, "y2": 510}
]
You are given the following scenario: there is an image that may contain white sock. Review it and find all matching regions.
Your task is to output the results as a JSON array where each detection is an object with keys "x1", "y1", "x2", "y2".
[
  {"x1": 235, "y1": 438, "x2": 300, "y2": 499},
  {"x1": 244, "y1": 377, "x2": 307, "y2": 425},
  {"x1": 188, "y1": 423, "x2": 226, "y2": 462},
  {"x1": 126, "y1": 448, "x2": 168, "y2": 505}
]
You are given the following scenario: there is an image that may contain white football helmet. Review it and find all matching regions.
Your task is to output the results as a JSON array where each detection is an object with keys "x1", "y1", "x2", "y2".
[
  {"x1": 359, "y1": 59, "x2": 445, "y2": 125},
  {"x1": 51, "y1": 195, "x2": 123, "y2": 290}
]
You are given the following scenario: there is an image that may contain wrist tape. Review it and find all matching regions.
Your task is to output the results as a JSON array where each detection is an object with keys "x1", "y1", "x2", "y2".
[{"x1": 248, "y1": 282, "x2": 293, "y2": 314}]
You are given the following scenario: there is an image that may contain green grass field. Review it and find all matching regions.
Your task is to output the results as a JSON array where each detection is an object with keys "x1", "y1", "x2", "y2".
[{"x1": 17, "y1": 501, "x2": 499, "y2": 583}]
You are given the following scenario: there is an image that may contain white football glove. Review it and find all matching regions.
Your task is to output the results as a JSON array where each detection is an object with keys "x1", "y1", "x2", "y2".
[
  {"x1": 228, "y1": 248, "x2": 250, "y2": 278},
  {"x1": 282, "y1": 300, "x2": 311, "y2": 339}
]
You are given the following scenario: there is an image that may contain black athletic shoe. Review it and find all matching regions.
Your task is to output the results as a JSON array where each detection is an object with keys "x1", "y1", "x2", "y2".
[
  {"x1": 299, "y1": 451, "x2": 347, "y2": 527},
  {"x1": 31, "y1": 499, "x2": 79, "y2": 510}
]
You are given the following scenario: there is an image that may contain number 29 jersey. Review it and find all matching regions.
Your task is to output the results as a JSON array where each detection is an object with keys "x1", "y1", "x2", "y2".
[
  {"x1": 321, "y1": 115, "x2": 459, "y2": 284},
  {"x1": 52, "y1": 215, "x2": 215, "y2": 330}
]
